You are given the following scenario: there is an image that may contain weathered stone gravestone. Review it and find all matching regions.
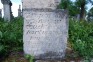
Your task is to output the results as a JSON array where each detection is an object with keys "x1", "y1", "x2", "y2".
[
  {"x1": 23, "y1": 0, "x2": 68, "y2": 61},
  {"x1": 1, "y1": 0, "x2": 13, "y2": 21},
  {"x1": 18, "y1": 5, "x2": 22, "y2": 17},
  {"x1": 0, "y1": 9, "x2": 2, "y2": 18}
]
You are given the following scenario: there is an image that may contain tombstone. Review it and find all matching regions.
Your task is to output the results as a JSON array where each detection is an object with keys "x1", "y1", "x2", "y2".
[
  {"x1": 23, "y1": 0, "x2": 68, "y2": 61},
  {"x1": 0, "y1": 9, "x2": 2, "y2": 18},
  {"x1": 76, "y1": 14, "x2": 80, "y2": 21},
  {"x1": 1, "y1": 0, "x2": 13, "y2": 21},
  {"x1": 18, "y1": 5, "x2": 22, "y2": 17}
]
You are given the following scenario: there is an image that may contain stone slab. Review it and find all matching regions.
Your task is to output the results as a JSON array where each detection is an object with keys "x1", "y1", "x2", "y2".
[
  {"x1": 23, "y1": 9, "x2": 68, "y2": 60},
  {"x1": 1, "y1": 0, "x2": 13, "y2": 21},
  {"x1": 3, "y1": 4, "x2": 11, "y2": 21}
]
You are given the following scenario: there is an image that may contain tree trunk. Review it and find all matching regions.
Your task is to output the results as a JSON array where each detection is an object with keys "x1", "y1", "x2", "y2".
[{"x1": 80, "y1": 1, "x2": 85, "y2": 21}]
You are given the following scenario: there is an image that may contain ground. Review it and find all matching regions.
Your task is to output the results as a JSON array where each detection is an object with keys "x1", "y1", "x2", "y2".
[
  {"x1": 1, "y1": 43, "x2": 83, "y2": 62},
  {"x1": 2, "y1": 51, "x2": 28, "y2": 62},
  {"x1": 1, "y1": 49, "x2": 82, "y2": 62}
]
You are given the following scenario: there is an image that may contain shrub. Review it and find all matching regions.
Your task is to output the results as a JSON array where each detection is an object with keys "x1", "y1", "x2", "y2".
[
  {"x1": 69, "y1": 19, "x2": 93, "y2": 59},
  {"x1": 0, "y1": 17, "x2": 23, "y2": 57}
]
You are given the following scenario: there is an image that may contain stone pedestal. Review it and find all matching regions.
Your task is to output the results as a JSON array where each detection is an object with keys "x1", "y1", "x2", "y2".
[
  {"x1": 23, "y1": 0, "x2": 68, "y2": 61},
  {"x1": 1, "y1": 0, "x2": 13, "y2": 21}
]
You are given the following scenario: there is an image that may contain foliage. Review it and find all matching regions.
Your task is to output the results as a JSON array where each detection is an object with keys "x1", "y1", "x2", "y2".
[
  {"x1": 87, "y1": 7, "x2": 93, "y2": 21},
  {"x1": 58, "y1": 0, "x2": 93, "y2": 20},
  {"x1": 25, "y1": 54, "x2": 34, "y2": 62},
  {"x1": 57, "y1": 0, "x2": 71, "y2": 9},
  {"x1": 0, "y1": 17, "x2": 23, "y2": 57},
  {"x1": 74, "y1": 0, "x2": 93, "y2": 20},
  {"x1": 69, "y1": 19, "x2": 93, "y2": 59},
  {"x1": 58, "y1": 0, "x2": 80, "y2": 16},
  {"x1": 0, "y1": 45, "x2": 8, "y2": 58}
]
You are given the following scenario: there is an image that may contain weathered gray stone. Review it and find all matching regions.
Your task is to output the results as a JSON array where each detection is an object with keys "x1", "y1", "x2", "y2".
[
  {"x1": 91, "y1": 60, "x2": 93, "y2": 62},
  {"x1": 23, "y1": 0, "x2": 68, "y2": 60},
  {"x1": 18, "y1": 5, "x2": 22, "y2": 17},
  {"x1": 1, "y1": 0, "x2": 13, "y2": 21},
  {"x1": 0, "y1": 9, "x2": 2, "y2": 18},
  {"x1": 22, "y1": 0, "x2": 61, "y2": 9}
]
